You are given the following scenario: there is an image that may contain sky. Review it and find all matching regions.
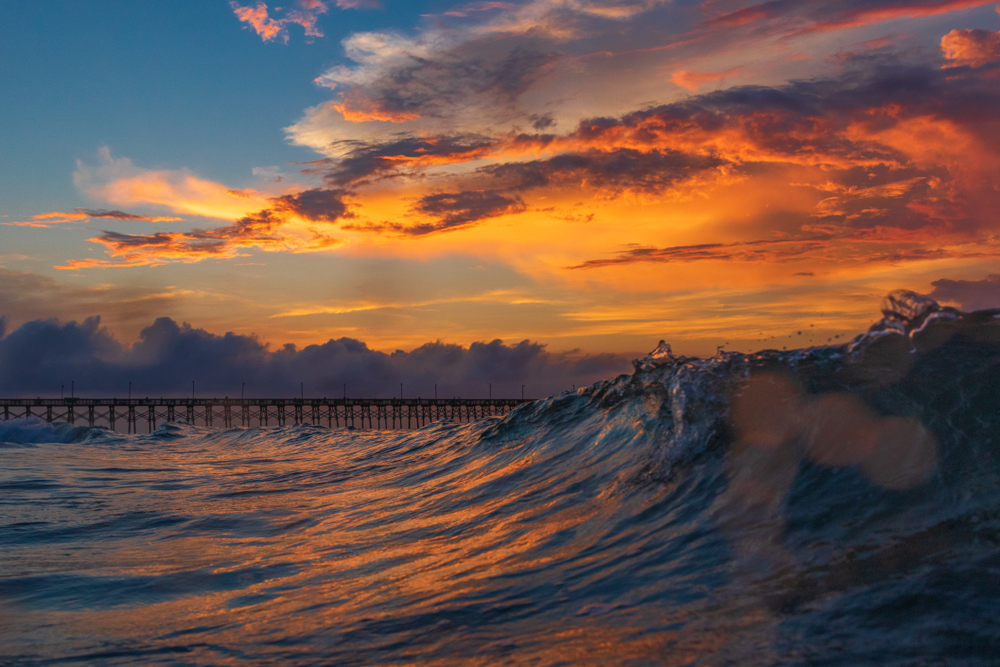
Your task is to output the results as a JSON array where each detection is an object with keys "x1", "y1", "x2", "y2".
[{"x1": 2, "y1": 0, "x2": 1000, "y2": 397}]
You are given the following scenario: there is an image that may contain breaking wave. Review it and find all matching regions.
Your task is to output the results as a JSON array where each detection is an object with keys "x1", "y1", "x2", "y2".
[{"x1": 2, "y1": 291, "x2": 999, "y2": 665}]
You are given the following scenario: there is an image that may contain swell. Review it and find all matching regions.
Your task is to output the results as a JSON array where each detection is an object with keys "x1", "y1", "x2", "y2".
[
  {"x1": 1, "y1": 291, "x2": 999, "y2": 665},
  {"x1": 0, "y1": 416, "x2": 101, "y2": 445}
]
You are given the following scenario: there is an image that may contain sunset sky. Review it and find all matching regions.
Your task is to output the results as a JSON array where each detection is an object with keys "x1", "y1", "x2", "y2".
[{"x1": 3, "y1": 0, "x2": 1000, "y2": 395}]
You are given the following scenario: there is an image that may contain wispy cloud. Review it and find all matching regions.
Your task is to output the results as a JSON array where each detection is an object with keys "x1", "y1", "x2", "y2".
[
  {"x1": 59, "y1": 188, "x2": 352, "y2": 269},
  {"x1": 75, "y1": 209, "x2": 183, "y2": 222},
  {"x1": 670, "y1": 67, "x2": 744, "y2": 90},
  {"x1": 570, "y1": 232, "x2": 1000, "y2": 269},
  {"x1": 74, "y1": 148, "x2": 273, "y2": 221},
  {"x1": 4, "y1": 208, "x2": 181, "y2": 228},
  {"x1": 703, "y1": 0, "x2": 996, "y2": 34}
]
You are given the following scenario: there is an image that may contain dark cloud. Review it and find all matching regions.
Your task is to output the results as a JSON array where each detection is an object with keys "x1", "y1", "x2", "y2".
[
  {"x1": 75, "y1": 208, "x2": 179, "y2": 222},
  {"x1": 351, "y1": 189, "x2": 526, "y2": 236},
  {"x1": 0, "y1": 316, "x2": 631, "y2": 399},
  {"x1": 566, "y1": 61, "x2": 1000, "y2": 156},
  {"x1": 318, "y1": 58, "x2": 1000, "y2": 191},
  {"x1": 302, "y1": 56, "x2": 1000, "y2": 248},
  {"x1": 519, "y1": 61, "x2": 1000, "y2": 241},
  {"x1": 928, "y1": 274, "x2": 1000, "y2": 310},
  {"x1": 0, "y1": 317, "x2": 122, "y2": 394},
  {"x1": 571, "y1": 234, "x2": 999, "y2": 268},
  {"x1": 330, "y1": 43, "x2": 559, "y2": 122},
  {"x1": 94, "y1": 212, "x2": 289, "y2": 257},
  {"x1": 528, "y1": 113, "x2": 556, "y2": 130},
  {"x1": 271, "y1": 188, "x2": 349, "y2": 222},
  {"x1": 407, "y1": 190, "x2": 526, "y2": 234},
  {"x1": 78, "y1": 191, "x2": 350, "y2": 266},
  {"x1": 481, "y1": 148, "x2": 727, "y2": 195},
  {"x1": 569, "y1": 238, "x2": 831, "y2": 268},
  {"x1": 306, "y1": 135, "x2": 497, "y2": 187},
  {"x1": 91, "y1": 229, "x2": 234, "y2": 258},
  {"x1": 484, "y1": 47, "x2": 558, "y2": 100},
  {"x1": 344, "y1": 147, "x2": 725, "y2": 237},
  {"x1": 564, "y1": 84, "x2": 901, "y2": 167}
]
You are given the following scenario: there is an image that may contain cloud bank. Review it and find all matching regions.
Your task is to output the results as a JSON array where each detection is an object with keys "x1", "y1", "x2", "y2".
[
  {"x1": 0, "y1": 316, "x2": 630, "y2": 399},
  {"x1": 928, "y1": 273, "x2": 1000, "y2": 309}
]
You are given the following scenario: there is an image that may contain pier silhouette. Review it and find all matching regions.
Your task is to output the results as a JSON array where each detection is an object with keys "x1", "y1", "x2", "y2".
[{"x1": 0, "y1": 397, "x2": 532, "y2": 433}]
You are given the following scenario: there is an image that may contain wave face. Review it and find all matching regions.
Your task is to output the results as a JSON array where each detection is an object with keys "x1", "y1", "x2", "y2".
[{"x1": 2, "y1": 292, "x2": 999, "y2": 665}]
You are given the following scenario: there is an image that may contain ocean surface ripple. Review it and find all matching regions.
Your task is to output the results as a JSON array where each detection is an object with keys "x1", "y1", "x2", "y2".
[{"x1": 2, "y1": 291, "x2": 1000, "y2": 665}]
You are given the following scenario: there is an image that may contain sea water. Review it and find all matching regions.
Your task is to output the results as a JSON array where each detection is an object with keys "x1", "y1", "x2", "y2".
[{"x1": 2, "y1": 291, "x2": 999, "y2": 665}]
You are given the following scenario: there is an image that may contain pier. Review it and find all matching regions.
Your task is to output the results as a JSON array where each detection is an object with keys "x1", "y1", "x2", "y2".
[{"x1": 0, "y1": 397, "x2": 532, "y2": 433}]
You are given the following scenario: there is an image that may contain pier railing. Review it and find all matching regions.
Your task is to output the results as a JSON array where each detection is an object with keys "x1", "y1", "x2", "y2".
[{"x1": 0, "y1": 397, "x2": 533, "y2": 432}]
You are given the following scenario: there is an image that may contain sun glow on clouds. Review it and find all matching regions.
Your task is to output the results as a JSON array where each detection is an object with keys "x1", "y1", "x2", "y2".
[
  {"x1": 58, "y1": 149, "x2": 354, "y2": 269},
  {"x1": 942, "y1": 5, "x2": 1000, "y2": 65},
  {"x1": 4, "y1": 209, "x2": 183, "y2": 228},
  {"x1": 17, "y1": 0, "x2": 1000, "y2": 354},
  {"x1": 669, "y1": 67, "x2": 744, "y2": 90},
  {"x1": 230, "y1": 0, "x2": 382, "y2": 44},
  {"x1": 230, "y1": 0, "x2": 329, "y2": 43}
]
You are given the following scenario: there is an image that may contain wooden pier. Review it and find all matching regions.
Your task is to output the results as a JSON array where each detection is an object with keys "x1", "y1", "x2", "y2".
[{"x1": 0, "y1": 397, "x2": 532, "y2": 433}]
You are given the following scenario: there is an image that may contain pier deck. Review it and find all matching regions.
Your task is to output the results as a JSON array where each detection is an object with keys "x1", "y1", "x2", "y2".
[{"x1": 0, "y1": 397, "x2": 532, "y2": 432}]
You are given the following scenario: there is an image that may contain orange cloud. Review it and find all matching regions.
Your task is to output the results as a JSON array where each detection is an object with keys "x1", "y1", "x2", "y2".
[
  {"x1": 50, "y1": 55, "x2": 1000, "y2": 284},
  {"x1": 570, "y1": 230, "x2": 1000, "y2": 269},
  {"x1": 89, "y1": 172, "x2": 271, "y2": 220},
  {"x1": 4, "y1": 209, "x2": 182, "y2": 228},
  {"x1": 306, "y1": 135, "x2": 500, "y2": 186},
  {"x1": 332, "y1": 90, "x2": 421, "y2": 123},
  {"x1": 75, "y1": 208, "x2": 183, "y2": 223},
  {"x1": 230, "y1": 1, "x2": 285, "y2": 42},
  {"x1": 4, "y1": 212, "x2": 88, "y2": 227},
  {"x1": 293, "y1": 61, "x2": 1000, "y2": 255},
  {"x1": 229, "y1": 0, "x2": 329, "y2": 43},
  {"x1": 827, "y1": 0, "x2": 996, "y2": 30},
  {"x1": 705, "y1": 0, "x2": 996, "y2": 35},
  {"x1": 942, "y1": 8, "x2": 1000, "y2": 66},
  {"x1": 670, "y1": 67, "x2": 742, "y2": 90},
  {"x1": 347, "y1": 189, "x2": 527, "y2": 236},
  {"x1": 59, "y1": 189, "x2": 352, "y2": 269},
  {"x1": 532, "y1": 109, "x2": 901, "y2": 173},
  {"x1": 34, "y1": 211, "x2": 89, "y2": 221}
]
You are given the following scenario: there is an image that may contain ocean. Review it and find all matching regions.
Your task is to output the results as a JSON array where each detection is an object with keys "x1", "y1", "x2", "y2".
[{"x1": 2, "y1": 290, "x2": 999, "y2": 666}]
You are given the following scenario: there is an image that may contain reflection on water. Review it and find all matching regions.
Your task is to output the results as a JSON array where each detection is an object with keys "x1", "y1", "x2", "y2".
[
  {"x1": 2, "y1": 294, "x2": 1000, "y2": 665},
  {"x1": 0, "y1": 422, "x2": 735, "y2": 665}
]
